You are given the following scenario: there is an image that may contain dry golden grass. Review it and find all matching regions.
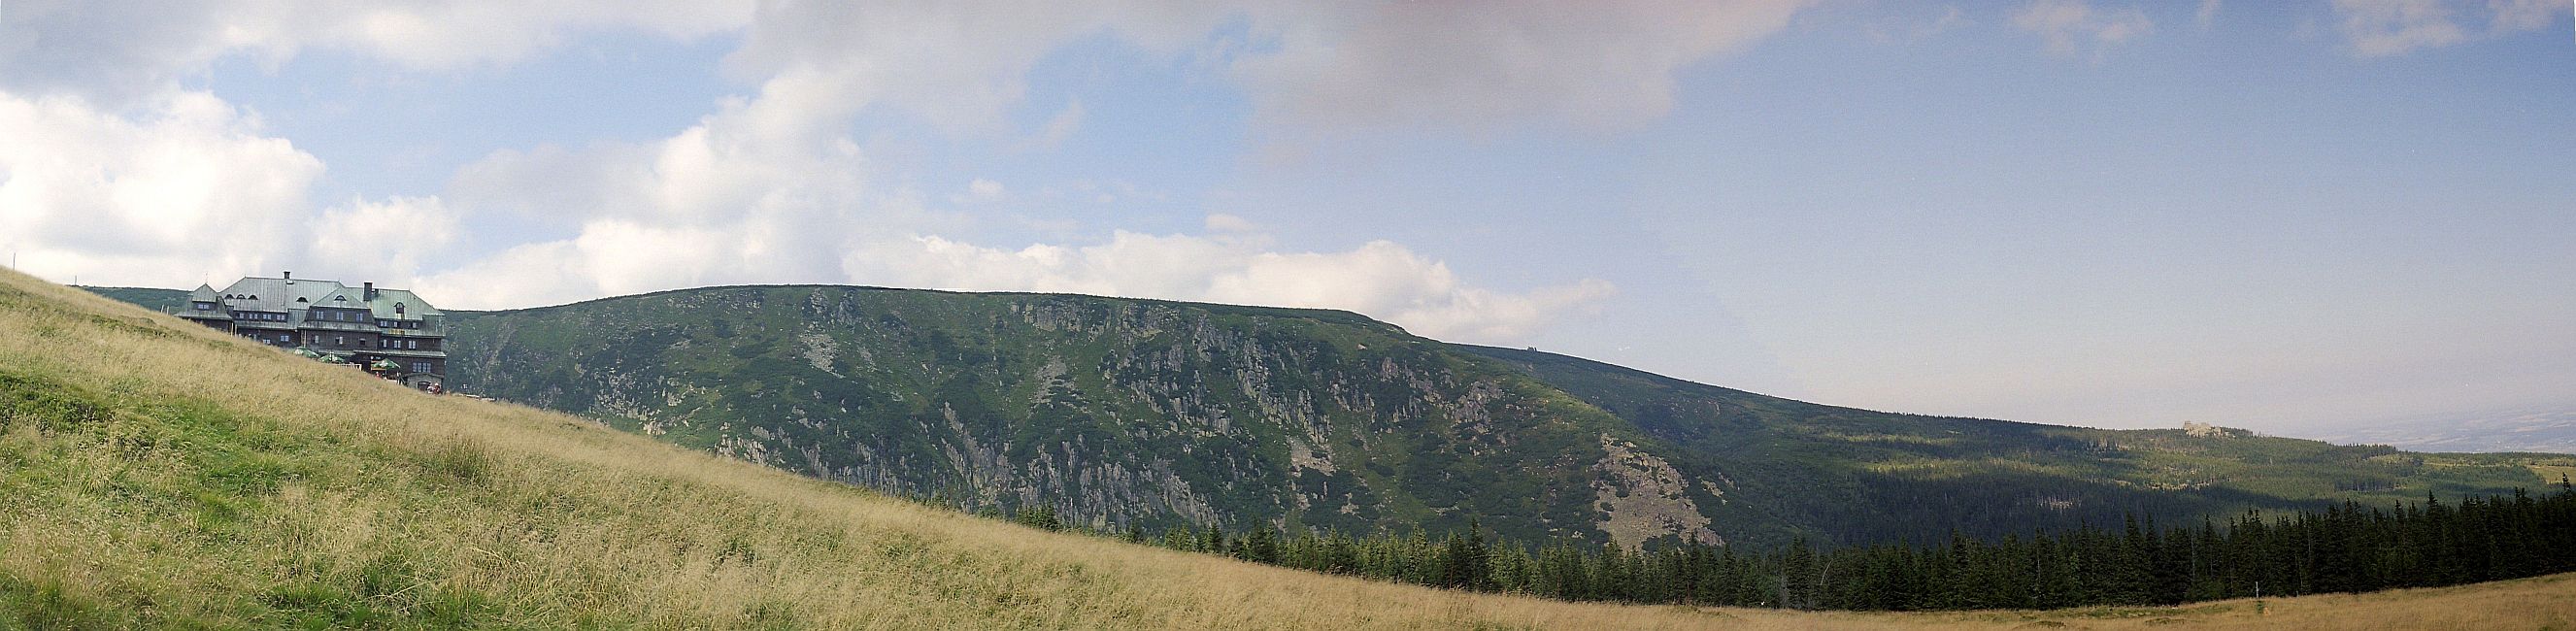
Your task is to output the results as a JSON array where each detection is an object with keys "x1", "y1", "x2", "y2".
[
  {"x1": 3, "y1": 267, "x2": 2571, "y2": 629},
  {"x1": 2530, "y1": 464, "x2": 2576, "y2": 486}
]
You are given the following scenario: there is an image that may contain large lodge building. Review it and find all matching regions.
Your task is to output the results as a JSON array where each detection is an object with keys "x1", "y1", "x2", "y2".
[{"x1": 177, "y1": 272, "x2": 449, "y2": 390}]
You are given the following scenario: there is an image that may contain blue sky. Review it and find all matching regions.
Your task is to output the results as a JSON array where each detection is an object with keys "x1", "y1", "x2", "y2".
[{"x1": 2, "y1": 0, "x2": 2569, "y2": 439}]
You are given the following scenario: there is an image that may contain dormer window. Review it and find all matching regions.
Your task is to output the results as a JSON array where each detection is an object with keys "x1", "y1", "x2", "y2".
[{"x1": 394, "y1": 303, "x2": 406, "y2": 315}]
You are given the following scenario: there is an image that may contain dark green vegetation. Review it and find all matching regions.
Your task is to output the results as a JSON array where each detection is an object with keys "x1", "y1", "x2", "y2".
[
  {"x1": 77, "y1": 286, "x2": 189, "y2": 314},
  {"x1": 1122, "y1": 482, "x2": 2576, "y2": 612},
  {"x1": 94, "y1": 285, "x2": 2576, "y2": 549},
  {"x1": 1458, "y1": 346, "x2": 2570, "y2": 545}
]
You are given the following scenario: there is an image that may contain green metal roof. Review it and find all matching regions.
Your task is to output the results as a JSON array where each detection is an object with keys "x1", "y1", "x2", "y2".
[{"x1": 202, "y1": 275, "x2": 446, "y2": 333}]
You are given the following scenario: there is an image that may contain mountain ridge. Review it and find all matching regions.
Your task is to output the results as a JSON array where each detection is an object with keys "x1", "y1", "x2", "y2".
[{"x1": 91, "y1": 283, "x2": 2575, "y2": 549}]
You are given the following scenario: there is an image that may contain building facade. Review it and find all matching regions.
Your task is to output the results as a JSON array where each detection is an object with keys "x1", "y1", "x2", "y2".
[{"x1": 177, "y1": 272, "x2": 450, "y2": 390}]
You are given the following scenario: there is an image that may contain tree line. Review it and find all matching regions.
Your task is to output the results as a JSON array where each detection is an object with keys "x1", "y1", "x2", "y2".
[{"x1": 995, "y1": 478, "x2": 2576, "y2": 611}]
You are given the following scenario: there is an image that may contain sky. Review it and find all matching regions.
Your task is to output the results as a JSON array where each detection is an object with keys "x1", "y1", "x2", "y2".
[{"x1": 2, "y1": 1, "x2": 2570, "y2": 440}]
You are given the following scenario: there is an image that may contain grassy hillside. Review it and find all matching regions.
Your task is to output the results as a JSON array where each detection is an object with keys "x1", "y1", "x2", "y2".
[{"x1": 20, "y1": 273, "x2": 2576, "y2": 630}]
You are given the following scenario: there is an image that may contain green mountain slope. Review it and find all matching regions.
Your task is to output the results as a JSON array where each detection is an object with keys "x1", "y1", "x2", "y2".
[
  {"x1": 94, "y1": 284, "x2": 2573, "y2": 548},
  {"x1": 1454, "y1": 345, "x2": 2559, "y2": 545},
  {"x1": 438, "y1": 285, "x2": 1619, "y2": 544},
  {"x1": 76, "y1": 286, "x2": 189, "y2": 314}
]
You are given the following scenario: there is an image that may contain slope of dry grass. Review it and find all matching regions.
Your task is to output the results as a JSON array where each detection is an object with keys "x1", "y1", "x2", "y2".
[{"x1": 1, "y1": 268, "x2": 2569, "y2": 630}]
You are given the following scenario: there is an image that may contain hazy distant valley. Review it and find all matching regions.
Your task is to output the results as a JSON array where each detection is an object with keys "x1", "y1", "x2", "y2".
[{"x1": 2316, "y1": 409, "x2": 2576, "y2": 455}]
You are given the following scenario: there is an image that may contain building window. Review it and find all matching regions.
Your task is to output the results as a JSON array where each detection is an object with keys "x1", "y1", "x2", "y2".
[{"x1": 411, "y1": 362, "x2": 429, "y2": 373}]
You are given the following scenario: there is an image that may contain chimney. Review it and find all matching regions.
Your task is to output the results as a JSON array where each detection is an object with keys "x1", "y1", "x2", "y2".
[
  {"x1": 283, "y1": 271, "x2": 293, "y2": 284},
  {"x1": 363, "y1": 282, "x2": 377, "y2": 300}
]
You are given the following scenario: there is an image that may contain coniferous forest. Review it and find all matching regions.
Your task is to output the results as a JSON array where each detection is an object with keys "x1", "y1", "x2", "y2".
[{"x1": 1005, "y1": 480, "x2": 2576, "y2": 611}]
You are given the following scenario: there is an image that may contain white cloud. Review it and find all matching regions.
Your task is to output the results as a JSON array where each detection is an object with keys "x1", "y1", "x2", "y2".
[
  {"x1": 430, "y1": 83, "x2": 1616, "y2": 340},
  {"x1": 1866, "y1": 6, "x2": 1972, "y2": 44},
  {"x1": 2334, "y1": 0, "x2": 2471, "y2": 55},
  {"x1": 835, "y1": 232, "x2": 1615, "y2": 342},
  {"x1": 429, "y1": 71, "x2": 1616, "y2": 342},
  {"x1": 0, "y1": 87, "x2": 476, "y2": 289},
  {"x1": 0, "y1": 0, "x2": 753, "y2": 108},
  {"x1": 1235, "y1": 0, "x2": 1812, "y2": 133},
  {"x1": 1204, "y1": 214, "x2": 1259, "y2": 233},
  {"x1": 311, "y1": 2, "x2": 753, "y2": 71},
  {"x1": 2330, "y1": 0, "x2": 2568, "y2": 56},
  {"x1": 415, "y1": 204, "x2": 1613, "y2": 342},
  {"x1": 310, "y1": 196, "x2": 460, "y2": 285},
  {"x1": 2013, "y1": 0, "x2": 2155, "y2": 57},
  {"x1": 1032, "y1": 100, "x2": 1087, "y2": 149},
  {"x1": 0, "y1": 90, "x2": 318, "y2": 286},
  {"x1": 711, "y1": 1, "x2": 1815, "y2": 135},
  {"x1": 8, "y1": 1, "x2": 1822, "y2": 136},
  {"x1": 955, "y1": 179, "x2": 1012, "y2": 205},
  {"x1": 2486, "y1": 0, "x2": 2565, "y2": 31},
  {"x1": 719, "y1": 2, "x2": 1234, "y2": 134}
]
